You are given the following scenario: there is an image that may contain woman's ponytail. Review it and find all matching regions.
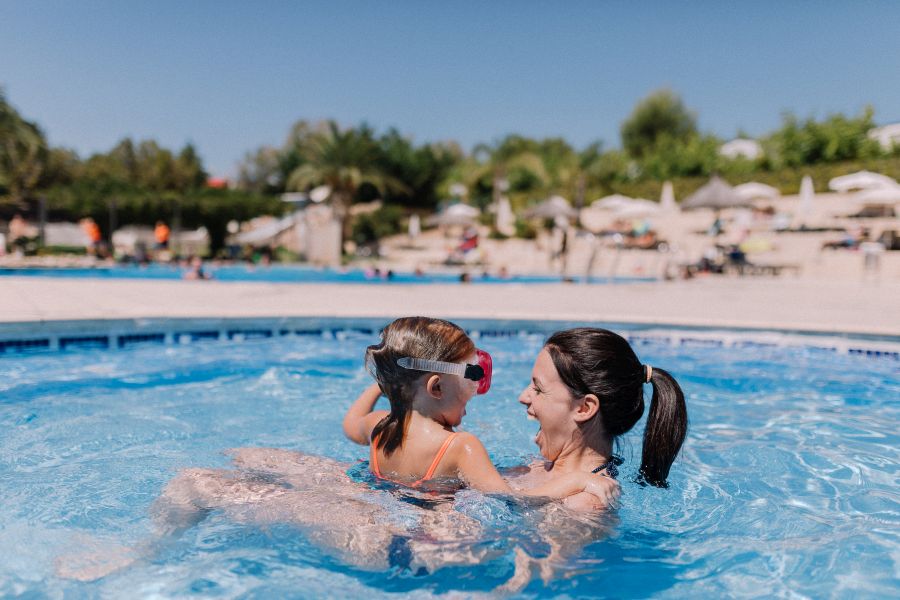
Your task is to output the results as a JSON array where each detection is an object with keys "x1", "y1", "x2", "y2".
[{"x1": 639, "y1": 367, "x2": 688, "y2": 487}]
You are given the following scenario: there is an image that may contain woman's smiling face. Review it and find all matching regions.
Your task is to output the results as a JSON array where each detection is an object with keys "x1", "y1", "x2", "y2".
[{"x1": 518, "y1": 349, "x2": 579, "y2": 461}]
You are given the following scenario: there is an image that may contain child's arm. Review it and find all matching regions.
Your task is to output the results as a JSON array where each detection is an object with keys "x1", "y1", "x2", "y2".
[
  {"x1": 342, "y1": 383, "x2": 389, "y2": 445},
  {"x1": 451, "y1": 433, "x2": 618, "y2": 507},
  {"x1": 451, "y1": 432, "x2": 518, "y2": 493}
]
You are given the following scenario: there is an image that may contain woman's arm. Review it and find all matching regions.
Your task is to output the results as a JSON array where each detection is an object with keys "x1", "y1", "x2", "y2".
[
  {"x1": 522, "y1": 472, "x2": 618, "y2": 506},
  {"x1": 452, "y1": 433, "x2": 618, "y2": 506},
  {"x1": 342, "y1": 383, "x2": 389, "y2": 445}
]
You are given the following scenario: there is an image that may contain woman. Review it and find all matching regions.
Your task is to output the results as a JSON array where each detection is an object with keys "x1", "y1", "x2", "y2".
[
  {"x1": 510, "y1": 327, "x2": 688, "y2": 510},
  {"x1": 496, "y1": 326, "x2": 689, "y2": 587}
]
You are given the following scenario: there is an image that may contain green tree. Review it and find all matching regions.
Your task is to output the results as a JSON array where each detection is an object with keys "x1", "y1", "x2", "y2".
[
  {"x1": 0, "y1": 89, "x2": 48, "y2": 208},
  {"x1": 236, "y1": 146, "x2": 282, "y2": 194},
  {"x1": 40, "y1": 147, "x2": 82, "y2": 188},
  {"x1": 376, "y1": 130, "x2": 461, "y2": 210},
  {"x1": 285, "y1": 121, "x2": 407, "y2": 243},
  {"x1": 764, "y1": 107, "x2": 883, "y2": 168},
  {"x1": 465, "y1": 135, "x2": 548, "y2": 210},
  {"x1": 173, "y1": 143, "x2": 207, "y2": 191},
  {"x1": 621, "y1": 89, "x2": 697, "y2": 159},
  {"x1": 641, "y1": 133, "x2": 721, "y2": 179}
]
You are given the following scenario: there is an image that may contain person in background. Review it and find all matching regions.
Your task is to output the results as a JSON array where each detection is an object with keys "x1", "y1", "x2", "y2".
[
  {"x1": 80, "y1": 218, "x2": 103, "y2": 256},
  {"x1": 154, "y1": 221, "x2": 170, "y2": 250}
]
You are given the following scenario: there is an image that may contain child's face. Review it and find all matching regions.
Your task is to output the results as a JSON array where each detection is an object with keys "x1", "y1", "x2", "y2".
[{"x1": 437, "y1": 351, "x2": 479, "y2": 427}]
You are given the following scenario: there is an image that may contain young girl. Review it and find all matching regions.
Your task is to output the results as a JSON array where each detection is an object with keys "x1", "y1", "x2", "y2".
[{"x1": 343, "y1": 316, "x2": 617, "y2": 504}]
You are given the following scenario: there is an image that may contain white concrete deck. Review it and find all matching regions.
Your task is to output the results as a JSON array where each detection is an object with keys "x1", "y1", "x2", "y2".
[{"x1": 1, "y1": 276, "x2": 897, "y2": 337}]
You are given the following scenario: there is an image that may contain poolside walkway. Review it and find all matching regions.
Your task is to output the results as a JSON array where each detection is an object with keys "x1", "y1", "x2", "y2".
[{"x1": 1, "y1": 276, "x2": 897, "y2": 337}]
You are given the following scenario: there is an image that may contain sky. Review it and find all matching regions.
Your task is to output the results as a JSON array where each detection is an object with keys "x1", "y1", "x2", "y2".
[{"x1": 3, "y1": 1, "x2": 899, "y2": 177}]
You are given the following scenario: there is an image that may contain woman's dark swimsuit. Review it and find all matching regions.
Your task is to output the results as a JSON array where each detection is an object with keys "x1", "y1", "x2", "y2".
[{"x1": 591, "y1": 456, "x2": 622, "y2": 479}]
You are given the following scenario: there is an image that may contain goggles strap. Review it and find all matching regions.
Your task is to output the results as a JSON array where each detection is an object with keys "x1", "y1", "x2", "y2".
[{"x1": 397, "y1": 356, "x2": 468, "y2": 378}]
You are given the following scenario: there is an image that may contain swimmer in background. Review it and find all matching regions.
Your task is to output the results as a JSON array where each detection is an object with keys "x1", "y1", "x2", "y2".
[
  {"x1": 182, "y1": 256, "x2": 212, "y2": 280},
  {"x1": 343, "y1": 317, "x2": 617, "y2": 505}
]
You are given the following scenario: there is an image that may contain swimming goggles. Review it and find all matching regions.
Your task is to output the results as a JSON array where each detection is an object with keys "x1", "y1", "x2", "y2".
[{"x1": 396, "y1": 349, "x2": 493, "y2": 395}]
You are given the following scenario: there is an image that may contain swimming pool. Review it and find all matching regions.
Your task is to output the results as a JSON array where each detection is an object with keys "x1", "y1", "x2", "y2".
[
  {"x1": 1, "y1": 320, "x2": 897, "y2": 597},
  {"x1": 0, "y1": 264, "x2": 654, "y2": 284}
]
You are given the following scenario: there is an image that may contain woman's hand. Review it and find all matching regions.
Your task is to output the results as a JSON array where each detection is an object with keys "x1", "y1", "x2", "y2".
[{"x1": 581, "y1": 473, "x2": 620, "y2": 506}]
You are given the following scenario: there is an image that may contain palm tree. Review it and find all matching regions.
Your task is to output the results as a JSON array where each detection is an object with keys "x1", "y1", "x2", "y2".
[
  {"x1": 467, "y1": 137, "x2": 548, "y2": 210},
  {"x1": 286, "y1": 121, "x2": 406, "y2": 244}
]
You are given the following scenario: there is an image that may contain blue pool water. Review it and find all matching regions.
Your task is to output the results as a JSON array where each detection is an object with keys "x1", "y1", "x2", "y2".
[
  {"x1": 0, "y1": 264, "x2": 653, "y2": 284},
  {"x1": 0, "y1": 324, "x2": 898, "y2": 598}
]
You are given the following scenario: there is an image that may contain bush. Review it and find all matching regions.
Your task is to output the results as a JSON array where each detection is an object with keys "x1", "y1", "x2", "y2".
[
  {"x1": 36, "y1": 245, "x2": 87, "y2": 256},
  {"x1": 514, "y1": 218, "x2": 537, "y2": 239},
  {"x1": 350, "y1": 204, "x2": 406, "y2": 245}
]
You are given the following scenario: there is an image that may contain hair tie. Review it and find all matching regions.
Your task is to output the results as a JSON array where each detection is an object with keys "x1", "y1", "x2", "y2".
[{"x1": 644, "y1": 364, "x2": 653, "y2": 383}]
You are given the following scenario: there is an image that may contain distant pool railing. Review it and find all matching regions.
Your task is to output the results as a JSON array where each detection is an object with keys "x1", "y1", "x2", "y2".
[{"x1": 1, "y1": 317, "x2": 897, "y2": 359}]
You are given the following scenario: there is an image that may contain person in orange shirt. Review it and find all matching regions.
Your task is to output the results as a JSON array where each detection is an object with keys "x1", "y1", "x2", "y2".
[
  {"x1": 154, "y1": 221, "x2": 170, "y2": 249},
  {"x1": 80, "y1": 218, "x2": 102, "y2": 255}
]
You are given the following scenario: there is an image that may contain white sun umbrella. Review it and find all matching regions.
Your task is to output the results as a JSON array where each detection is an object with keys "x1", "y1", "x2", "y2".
[
  {"x1": 495, "y1": 196, "x2": 516, "y2": 236},
  {"x1": 426, "y1": 203, "x2": 480, "y2": 227},
  {"x1": 524, "y1": 195, "x2": 579, "y2": 219},
  {"x1": 614, "y1": 200, "x2": 661, "y2": 219},
  {"x1": 660, "y1": 181, "x2": 677, "y2": 212},
  {"x1": 579, "y1": 205, "x2": 610, "y2": 232},
  {"x1": 592, "y1": 194, "x2": 634, "y2": 211},
  {"x1": 309, "y1": 185, "x2": 332, "y2": 203},
  {"x1": 828, "y1": 171, "x2": 898, "y2": 192},
  {"x1": 734, "y1": 182, "x2": 780, "y2": 201},
  {"x1": 797, "y1": 175, "x2": 815, "y2": 225},
  {"x1": 407, "y1": 214, "x2": 421, "y2": 239},
  {"x1": 853, "y1": 185, "x2": 900, "y2": 206}
]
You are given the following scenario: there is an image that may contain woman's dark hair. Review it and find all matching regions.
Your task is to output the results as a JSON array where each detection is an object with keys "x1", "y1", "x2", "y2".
[
  {"x1": 544, "y1": 328, "x2": 687, "y2": 487},
  {"x1": 366, "y1": 317, "x2": 474, "y2": 455}
]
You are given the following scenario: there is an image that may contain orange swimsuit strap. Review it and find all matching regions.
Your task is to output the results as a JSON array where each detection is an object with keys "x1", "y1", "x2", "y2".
[{"x1": 370, "y1": 431, "x2": 458, "y2": 487}]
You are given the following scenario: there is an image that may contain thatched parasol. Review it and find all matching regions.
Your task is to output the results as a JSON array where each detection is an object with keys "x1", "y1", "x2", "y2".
[{"x1": 681, "y1": 176, "x2": 751, "y2": 211}]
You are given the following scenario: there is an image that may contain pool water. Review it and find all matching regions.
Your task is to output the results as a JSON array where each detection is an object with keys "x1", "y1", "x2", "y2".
[
  {"x1": 0, "y1": 264, "x2": 653, "y2": 284},
  {"x1": 1, "y1": 326, "x2": 898, "y2": 598}
]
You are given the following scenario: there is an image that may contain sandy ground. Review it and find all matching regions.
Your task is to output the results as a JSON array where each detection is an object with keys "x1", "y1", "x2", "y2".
[
  {"x1": 1, "y1": 276, "x2": 897, "y2": 337},
  {"x1": 374, "y1": 192, "x2": 900, "y2": 282}
]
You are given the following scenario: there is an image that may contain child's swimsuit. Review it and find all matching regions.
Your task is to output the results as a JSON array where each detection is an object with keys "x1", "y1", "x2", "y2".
[{"x1": 370, "y1": 432, "x2": 459, "y2": 488}]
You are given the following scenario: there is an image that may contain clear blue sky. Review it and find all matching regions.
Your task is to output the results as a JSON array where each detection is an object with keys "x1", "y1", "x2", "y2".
[{"x1": 3, "y1": 1, "x2": 899, "y2": 177}]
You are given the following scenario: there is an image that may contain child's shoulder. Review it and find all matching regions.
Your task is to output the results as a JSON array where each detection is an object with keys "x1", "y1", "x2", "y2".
[
  {"x1": 449, "y1": 430, "x2": 485, "y2": 447},
  {"x1": 445, "y1": 430, "x2": 490, "y2": 461}
]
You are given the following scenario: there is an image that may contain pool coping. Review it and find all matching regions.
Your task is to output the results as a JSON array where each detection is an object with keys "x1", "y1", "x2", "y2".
[
  {"x1": 3, "y1": 276, "x2": 898, "y2": 337},
  {"x1": 2, "y1": 316, "x2": 898, "y2": 359}
]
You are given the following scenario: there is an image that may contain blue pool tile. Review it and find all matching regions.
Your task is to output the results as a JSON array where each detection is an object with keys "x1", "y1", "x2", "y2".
[
  {"x1": 118, "y1": 333, "x2": 166, "y2": 349},
  {"x1": 0, "y1": 338, "x2": 51, "y2": 354},
  {"x1": 59, "y1": 336, "x2": 109, "y2": 351},
  {"x1": 227, "y1": 329, "x2": 273, "y2": 340}
]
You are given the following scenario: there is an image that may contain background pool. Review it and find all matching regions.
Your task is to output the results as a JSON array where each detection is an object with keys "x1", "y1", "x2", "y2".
[
  {"x1": 0, "y1": 324, "x2": 897, "y2": 598},
  {"x1": 0, "y1": 264, "x2": 653, "y2": 284}
]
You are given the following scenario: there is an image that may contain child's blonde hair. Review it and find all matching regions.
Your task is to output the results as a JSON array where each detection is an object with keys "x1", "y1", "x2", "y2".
[{"x1": 366, "y1": 317, "x2": 474, "y2": 455}]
